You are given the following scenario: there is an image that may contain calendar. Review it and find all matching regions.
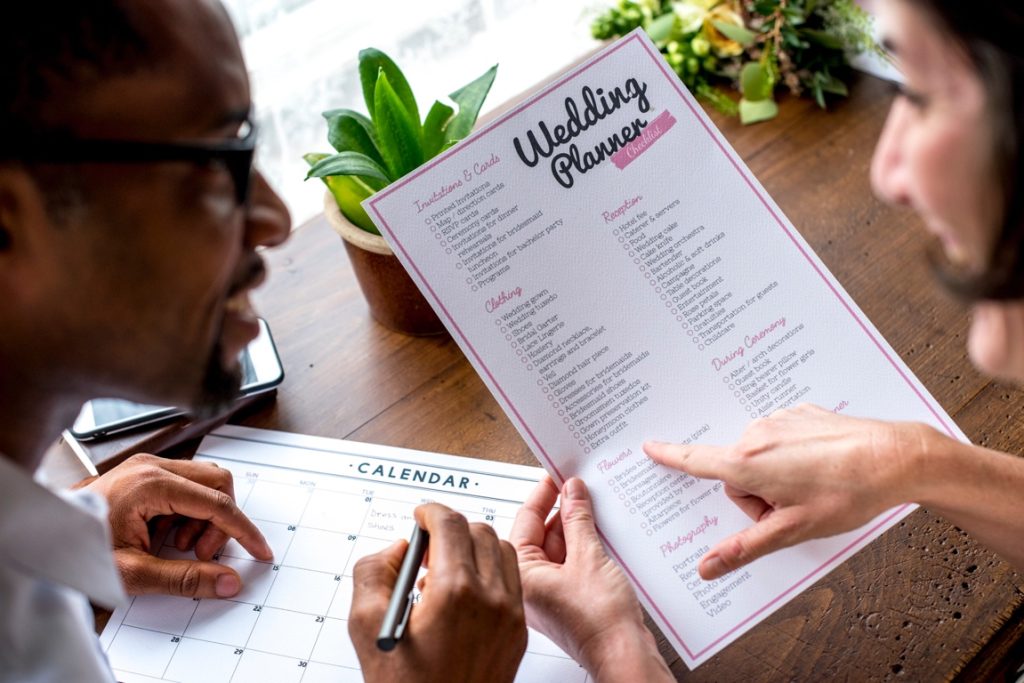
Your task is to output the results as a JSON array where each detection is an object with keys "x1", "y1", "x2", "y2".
[{"x1": 99, "y1": 426, "x2": 589, "y2": 682}]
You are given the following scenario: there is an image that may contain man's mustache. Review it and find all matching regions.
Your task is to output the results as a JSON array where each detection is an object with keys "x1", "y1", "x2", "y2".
[{"x1": 228, "y1": 254, "x2": 266, "y2": 297}]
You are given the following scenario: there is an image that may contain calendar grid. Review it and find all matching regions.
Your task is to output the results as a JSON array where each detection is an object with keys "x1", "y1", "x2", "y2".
[{"x1": 101, "y1": 428, "x2": 590, "y2": 683}]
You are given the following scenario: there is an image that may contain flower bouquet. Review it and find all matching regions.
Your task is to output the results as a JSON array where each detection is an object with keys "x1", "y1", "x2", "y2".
[{"x1": 591, "y1": 0, "x2": 883, "y2": 123}]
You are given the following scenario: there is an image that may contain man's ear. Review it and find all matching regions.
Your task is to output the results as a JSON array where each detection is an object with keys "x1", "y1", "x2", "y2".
[{"x1": 0, "y1": 166, "x2": 58, "y2": 295}]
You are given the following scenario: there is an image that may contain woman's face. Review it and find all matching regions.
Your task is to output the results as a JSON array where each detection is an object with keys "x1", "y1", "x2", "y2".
[{"x1": 871, "y1": 0, "x2": 1024, "y2": 381}]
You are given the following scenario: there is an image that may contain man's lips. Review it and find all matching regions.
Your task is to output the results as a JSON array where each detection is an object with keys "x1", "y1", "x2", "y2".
[
  {"x1": 224, "y1": 292, "x2": 257, "y2": 318},
  {"x1": 221, "y1": 291, "x2": 261, "y2": 367},
  {"x1": 227, "y1": 254, "x2": 267, "y2": 299},
  {"x1": 219, "y1": 255, "x2": 267, "y2": 366}
]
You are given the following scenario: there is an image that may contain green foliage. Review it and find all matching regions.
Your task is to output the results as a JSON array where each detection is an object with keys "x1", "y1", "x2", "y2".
[
  {"x1": 739, "y1": 97, "x2": 779, "y2": 124},
  {"x1": 324, "y1": 109, "x2": 385, "y2": 170},
  {"x1": 357, "y1": 49, "x2": 420, "y2": 124},
  {"x1": 306, "y1": 150, "x2": 390, "y2": 187},
  {"x1": 740, "y1": 62, "x2": 771, "y2": 101},
  {"x1": 591, "y1": 0, "x2": 673, "y2": 37},
  {"x1": 590, "y1": 0, "x2": 878, "y2": 123},
  {"x1": 305, "y1": 50, "x2": 498, "y2": 233},
  {"x1": 373, "y1": 72, "x2": 425, "y2": 179},
  {"x1": 711, "y1": 20, "x2": 756, "y2": 48},
  {"x1": 303, "y1": 153, "x2": 379, "y2": 234},
  {"x1": 446, "y1": 65, "x2": 499, "y2": 143},
  {"x1": 422, "y1": 100, "x2": 455, "y2": 159}
]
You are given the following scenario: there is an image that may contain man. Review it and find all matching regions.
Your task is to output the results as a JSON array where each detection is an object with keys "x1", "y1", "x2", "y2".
[{"x1": 0, "y1": 2, "x2": 528, "y2": 680}]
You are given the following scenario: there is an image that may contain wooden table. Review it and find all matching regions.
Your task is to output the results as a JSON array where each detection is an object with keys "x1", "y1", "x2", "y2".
[{"x1": 106, "y1": 73, "x2": 1024, "y2": 679}]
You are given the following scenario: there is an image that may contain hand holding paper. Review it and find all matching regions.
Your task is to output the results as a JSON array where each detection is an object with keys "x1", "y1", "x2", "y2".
[{"x1": 512, "y1": 477, "x2": 673, "y2": 682}]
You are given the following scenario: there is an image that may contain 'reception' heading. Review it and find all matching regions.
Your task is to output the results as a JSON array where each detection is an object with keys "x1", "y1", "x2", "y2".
[{"x1": 513, "y1": 77, "x2": 651, "y2": 188}]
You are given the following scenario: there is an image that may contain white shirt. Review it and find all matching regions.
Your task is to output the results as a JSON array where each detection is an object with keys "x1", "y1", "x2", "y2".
[{"x1": 0, "y1": 454, "x2": 126, "y2": 682}]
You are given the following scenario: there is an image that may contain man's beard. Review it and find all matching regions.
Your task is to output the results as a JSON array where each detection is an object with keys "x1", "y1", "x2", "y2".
[
  {"x1": 190, "y1": 339, "x2": 244, "y2": 420},
  {"x1": 190, "y1": 254, "x2": 266, "y2": 419}
]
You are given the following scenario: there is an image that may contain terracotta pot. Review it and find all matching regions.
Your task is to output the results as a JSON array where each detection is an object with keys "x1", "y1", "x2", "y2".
[{"x1": 323, "y1": 193, "x2": 447, "y2": 336}]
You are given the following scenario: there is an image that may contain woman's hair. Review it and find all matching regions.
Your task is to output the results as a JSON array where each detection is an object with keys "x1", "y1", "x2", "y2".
[{"x1": 908, "y1": 1, "x2": 1024, "y2": 300}]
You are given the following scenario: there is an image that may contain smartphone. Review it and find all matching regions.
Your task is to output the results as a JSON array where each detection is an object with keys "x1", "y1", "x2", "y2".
[{"x1": 70, "y1": 318, "x2": 284, "y2": 440}]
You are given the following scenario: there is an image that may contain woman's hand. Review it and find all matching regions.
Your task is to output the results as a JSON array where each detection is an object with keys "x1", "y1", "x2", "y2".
[
  {"x1": 510, "y1": 476, "x2": 672, "y2": 682},
  {"x1": 645, "y1": 404, "x2": 928, "y2": 580}
]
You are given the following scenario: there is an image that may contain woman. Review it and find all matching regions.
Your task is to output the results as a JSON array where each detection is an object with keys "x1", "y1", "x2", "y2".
[
  {"x1": 511, "y1": 0, "x2": 1024, "y2": 678},
  {"x1": 644, "y1": 0, "x2": 1024, "y2": 582}
]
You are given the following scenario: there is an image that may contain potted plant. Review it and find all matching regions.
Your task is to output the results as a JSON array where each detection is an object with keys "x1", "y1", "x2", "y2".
[{"x1": 305, "y1": 49, "x2": 497, "y2": 335}]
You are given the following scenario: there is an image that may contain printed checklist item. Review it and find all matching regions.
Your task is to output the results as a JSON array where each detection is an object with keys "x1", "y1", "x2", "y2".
[
  {"x1": 362, "y1": 29, "x2": 967, "y2": 668},
  {"x1": 99, "y1": 426, "x2": 587, "y2": 682}
]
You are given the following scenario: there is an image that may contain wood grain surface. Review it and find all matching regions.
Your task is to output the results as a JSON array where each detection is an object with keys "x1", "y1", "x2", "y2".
[{"x1": 239, "y1": 73, "x2": 1024, "y2": 680}]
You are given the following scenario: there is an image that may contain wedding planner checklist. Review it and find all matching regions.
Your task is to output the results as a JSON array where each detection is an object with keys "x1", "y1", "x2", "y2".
[{"x1": 363, "y1": 29, "x2": 966, "y2": 668}]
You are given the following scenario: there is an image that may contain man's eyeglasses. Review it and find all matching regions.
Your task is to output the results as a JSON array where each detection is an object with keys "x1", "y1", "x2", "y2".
[{"x1": 0, "y1": 118, "x2": 257, "y2": 205}]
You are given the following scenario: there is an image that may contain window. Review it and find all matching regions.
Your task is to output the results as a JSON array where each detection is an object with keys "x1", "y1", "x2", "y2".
[{"x1": 222, "y1": 0, "x2": 601, "y2": 224}]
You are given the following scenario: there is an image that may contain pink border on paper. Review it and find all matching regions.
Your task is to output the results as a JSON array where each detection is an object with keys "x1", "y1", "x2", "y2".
[{"x1": 367, "y1": 32, "x2": 951, "y2": 662}]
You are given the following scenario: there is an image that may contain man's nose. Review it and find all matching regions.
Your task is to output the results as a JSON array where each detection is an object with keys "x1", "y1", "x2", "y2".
[
  {"x1": 244, "y1": 171, "x2": 291, "y2": 249},
  {"x1": 870, "y1": 97, "x2": 912, "y2": 208}
]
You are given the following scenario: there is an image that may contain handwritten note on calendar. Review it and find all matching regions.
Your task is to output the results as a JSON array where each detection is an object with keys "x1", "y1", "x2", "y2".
[
  {"x1": 363, "y1": 29, "x2": 967, "y2": 667},
  {"x1": 99, "y1": 426, "x2": 588, "y2": 682}
]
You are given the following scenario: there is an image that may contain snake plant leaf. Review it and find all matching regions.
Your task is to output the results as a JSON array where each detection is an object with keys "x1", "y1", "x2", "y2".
[
  {"x1": 712, "y1": 20, "x2": 757, "y2": 48},
  {"x1": 302, "y1": 153, "x2": 380, "y2": 233},
  {"x1": 303, "y1": 152, "x2": 329, "y2": 168},
  {"x1": 374, "y1": 72, "x2": 425, "y2": 179},
  {"x1": 422, "y1": 100, "x2": 456, "y2": 159},
  {"x1": 359, "y1": 48, "x2": 420, "y2": 125},
  {"x1": 327, "y1": 175, "x2": 379, "y2": 234},
  {"x1": 325, "y1": 110, "x2": 386, "y2": 168},
  {"x1": 445, "y1": 64, "x2": 498, "y2": 143},
  {"x1": 305, "y1": 150, "x2": 391, "y2": 189},
  {"x1": 322, "y1": 107, "x2": 376, "y2": 136},
  {"x1": 323, "y1": 108, "x2": 379, "y2": 145}
]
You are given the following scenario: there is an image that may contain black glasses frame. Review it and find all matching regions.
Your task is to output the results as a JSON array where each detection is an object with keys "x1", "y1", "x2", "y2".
[{"x1": 0, "y1": 119, "x2": 257, "y2": 205}]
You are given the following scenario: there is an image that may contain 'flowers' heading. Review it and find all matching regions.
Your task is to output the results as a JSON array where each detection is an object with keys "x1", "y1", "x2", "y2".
[{"x1": 513, "y1": 77, "x2": 651, "y2": 188}]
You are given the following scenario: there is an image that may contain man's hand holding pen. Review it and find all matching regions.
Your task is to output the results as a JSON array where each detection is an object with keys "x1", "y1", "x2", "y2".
[{"x1": 349, "y1": 503, "x2": 527, "y2": 683}]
